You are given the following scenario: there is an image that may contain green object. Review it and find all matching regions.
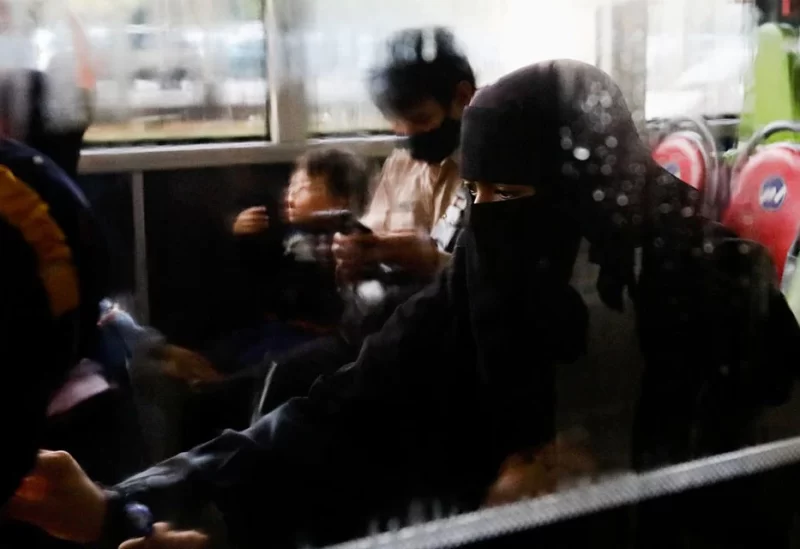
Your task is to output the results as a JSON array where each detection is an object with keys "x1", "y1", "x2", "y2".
[{"x1": 739, "y1": 23, "x2": 800, "y2": 144}]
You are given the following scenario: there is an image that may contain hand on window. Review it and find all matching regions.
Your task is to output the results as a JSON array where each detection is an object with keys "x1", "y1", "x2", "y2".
[
  {"x1": 119, "y1": 523, "x2": 209, "y2": 549},
  {"x1": 484, "y1": 435, "x2": 597, "y2": 507}
]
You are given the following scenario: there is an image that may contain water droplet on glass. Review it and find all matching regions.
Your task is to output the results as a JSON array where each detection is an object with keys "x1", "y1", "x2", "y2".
[
  {"x1": 600, "y1": 112, "x2": 612, "y2": 126},
  {"x1": 607, "y1": 154, "x2": 617, "y2": 166},
  {"x1": 658, "y1": 203, "x2": 672, "y2": 214},
  {"x1": 600, "y1": 92, "x2": 613, "y2": 108},
  {"x1": 573, "y1": 147, "x2": 590, "y2": 161},
  {"x1": 617, "y1": 194, "x2": 629, "y2": 207},
  {"x1": 561, "y1": 137, "x2": 573, "y2": 150},
  {"x1": 742, "y1": 214, "x2": 754, "y2": 226},
  {"x1": 560, "y1": 126, "x2": 572, "y2": 138},
  {"x1": 622, "y1": 180, "x2": 633, "y2": 192},
  {"x1": 738, "y1": 243, "x2": 751, "y2": 255},
  {"x1": 606, "y1": 136, "x2": 618, "y2": 149},
  {"x1": 703, "y1": 241, "x2": 714, "y2": 254},
  {"x1": 601, "y1": 164, "x2": 613, "y2": 176},
  {"x1": 593, "y1": 189, "x2": 605, "y2": 202},
  {"x1": 681, "y1": 206, "x2": 694, "y2": 218},
  {"x1": 562, "y1": 163, "x2": 579, "y2": 178}
]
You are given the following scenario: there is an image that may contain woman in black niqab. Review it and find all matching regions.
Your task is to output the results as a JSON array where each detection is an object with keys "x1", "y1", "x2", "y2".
[{"x1": 461, "y1": 58, "x2": 800, "y2": 466}]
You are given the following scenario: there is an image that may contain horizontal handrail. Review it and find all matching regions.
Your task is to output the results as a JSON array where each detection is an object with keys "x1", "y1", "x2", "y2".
[
  {"x1": 78, "y1": 135, "x2": 401, "y2": 175},
  {"x1": 327, "y1": 435, "x2": 800, "y2": 549}
]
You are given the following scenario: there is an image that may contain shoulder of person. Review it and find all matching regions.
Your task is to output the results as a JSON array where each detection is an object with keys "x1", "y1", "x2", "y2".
[{"x1": 382, "y1": 148, "x2": 417, "y2": 172}]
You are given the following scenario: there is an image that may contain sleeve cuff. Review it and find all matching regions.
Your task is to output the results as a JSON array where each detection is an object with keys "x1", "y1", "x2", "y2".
[
  {"x1": 94, "y1": 488, "x2": 154, "y2": 549},
  {"x1": 92, "y1": 488, "x2": 125, "y2": 549}
]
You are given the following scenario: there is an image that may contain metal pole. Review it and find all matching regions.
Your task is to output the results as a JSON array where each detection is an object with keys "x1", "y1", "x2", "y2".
[
  {"x1": 265, "y1": 0, "x2": 307, "y2": 143},
  {"x1": 131, "y1": 171, "x2": 150, "y2": 323}
]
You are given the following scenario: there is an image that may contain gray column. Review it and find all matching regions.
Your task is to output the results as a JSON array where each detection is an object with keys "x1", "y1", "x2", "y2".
[{"x1": 610, "y1": 0, "x2": 649, "y2": 134}]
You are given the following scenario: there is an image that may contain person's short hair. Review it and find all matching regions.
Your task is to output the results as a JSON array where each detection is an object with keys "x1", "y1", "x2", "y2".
[
  {"x1": 369, "y1": 27, "x2": 476, "y2": 118},
  {"x1": 295, "y1": 148, "x2": 371, "y2": 215}
]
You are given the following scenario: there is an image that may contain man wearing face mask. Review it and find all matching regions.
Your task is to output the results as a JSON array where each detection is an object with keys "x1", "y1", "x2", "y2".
[{"x1": 333, "y1": 27, "x2": 474, "y2": 283}]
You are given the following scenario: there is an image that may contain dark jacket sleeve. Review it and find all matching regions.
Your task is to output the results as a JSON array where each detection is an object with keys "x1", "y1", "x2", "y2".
[{"x1": 104, "y1": 266, "x2": 459, "y2": 545}]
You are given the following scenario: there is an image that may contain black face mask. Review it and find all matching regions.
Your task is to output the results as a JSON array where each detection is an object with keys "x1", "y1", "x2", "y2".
[
  {"x1": 464, "y1": 195, "x2": 587, "y2": 455},
  {"x1": 404, "y1": 116, "x2": 461, "y2": 164},
  {"x1": 467, "y1": 195, "x2": 581, "y2": 289}
]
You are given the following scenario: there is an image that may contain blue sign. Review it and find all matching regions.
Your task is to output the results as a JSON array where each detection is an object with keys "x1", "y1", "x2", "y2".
[
  {"x1": 664, "y1": 162, "x2": 681, "y2": 178},
  {"x1": 759, "y1": 176, "x2": 788, "y2": 211}
]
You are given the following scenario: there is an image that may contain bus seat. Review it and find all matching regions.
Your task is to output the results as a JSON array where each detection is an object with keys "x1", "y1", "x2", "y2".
[
  {"x1": 723, "y1": 143, "x2": 800, "y2": 280},
  {"x1": 653, "y1": 131, "x2": 709, "y2": 193}
]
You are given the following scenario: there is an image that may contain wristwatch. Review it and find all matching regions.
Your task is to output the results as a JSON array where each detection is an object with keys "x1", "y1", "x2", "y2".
[{"x1": 97, "y1": 489, "x2": 154, "y2": 547}]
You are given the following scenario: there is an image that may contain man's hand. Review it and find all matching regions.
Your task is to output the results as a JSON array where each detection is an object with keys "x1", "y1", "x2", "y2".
[
  {"x1": 5, "y1": 451, "x2": 107, "y2": 543},
  {"x1": 160, "y1": 345, "x2": 224, "y2": 384},
  {"x1": 332, "y1": 232, "x2": 380, "y2": 283},
  {"x1": 332, "y1": 231, "x2": 439, "y2": 283},
  {"x1": 233, "y1": 206, "x2": 269, "y2": 236},
  {"x1": 120, "y1": 523, "x2": 209, "y2": 549},
  {"x1": 380, "y1": 232, "x2": 440, "y2": 278}
]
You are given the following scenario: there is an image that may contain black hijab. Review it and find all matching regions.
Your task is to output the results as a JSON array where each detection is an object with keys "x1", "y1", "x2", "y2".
[{"x1": 461, "y1": 60, "x2": 708, "y2": 307}]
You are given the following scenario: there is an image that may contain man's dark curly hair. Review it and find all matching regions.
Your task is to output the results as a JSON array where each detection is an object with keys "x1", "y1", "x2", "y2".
[{"x1": 368, "y1": 27, "x2": 476, "y2": 118}]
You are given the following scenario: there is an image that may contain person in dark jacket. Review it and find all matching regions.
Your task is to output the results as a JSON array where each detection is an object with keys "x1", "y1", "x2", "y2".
[{"x1": 9, "y1": 60, "x2": 800, "y2": 549}]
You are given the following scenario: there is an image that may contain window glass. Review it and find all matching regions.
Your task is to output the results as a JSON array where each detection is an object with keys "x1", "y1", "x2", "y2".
[
  {"x1": 295, "y1": 0, "x2": 598, "y2": 135},
  {"x1": 645, "y1": 0, "x2": 755, "y2": 118},
  {"x1": 37, "y1": 0, "x2": 269, "y2": 146}
]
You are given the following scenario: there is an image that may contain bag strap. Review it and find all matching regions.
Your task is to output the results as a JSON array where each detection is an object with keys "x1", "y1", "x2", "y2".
[{"x1": 431, "y1": 186, "x2": 470, "y2": 253}]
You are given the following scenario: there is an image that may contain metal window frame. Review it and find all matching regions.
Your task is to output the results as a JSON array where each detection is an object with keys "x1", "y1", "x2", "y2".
[{"x1": 78, "y1": 0, "x2": 400, "y2": 176}]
